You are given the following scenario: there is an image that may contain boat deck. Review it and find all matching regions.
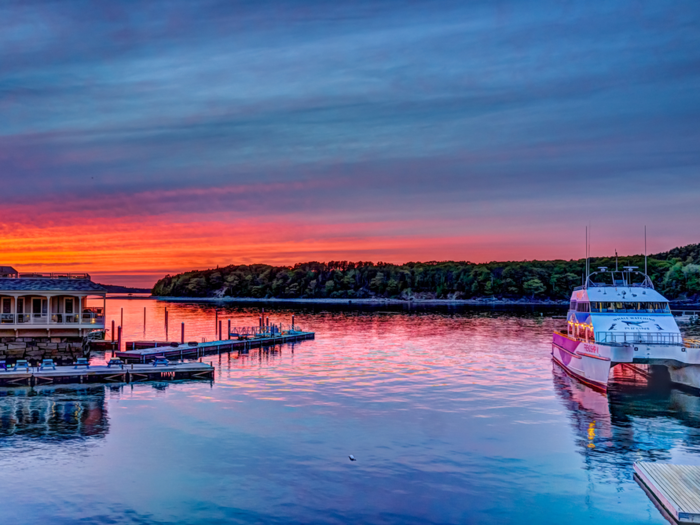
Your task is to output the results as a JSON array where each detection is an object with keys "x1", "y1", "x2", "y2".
[{"x1": 635, "y1": 462, "x2": 700, "y2": 523}]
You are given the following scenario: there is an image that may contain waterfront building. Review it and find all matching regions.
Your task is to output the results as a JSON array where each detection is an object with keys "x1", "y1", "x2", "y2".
[{"x1": 0, "y1": 268, "x2": 106, "y2": 363}]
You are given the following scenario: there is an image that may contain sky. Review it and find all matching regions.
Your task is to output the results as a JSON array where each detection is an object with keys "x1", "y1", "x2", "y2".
[{"x1": 1, "y1": 0, "x2": 699, "y2": 287}]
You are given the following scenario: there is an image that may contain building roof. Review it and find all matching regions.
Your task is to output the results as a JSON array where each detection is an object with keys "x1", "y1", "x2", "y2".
[
  {"x1": 0, "y1": 266, "x2": 18, "y2": 275},
  {"x1": 0, "y1": 278, "x2": 107, "y2": 293}
]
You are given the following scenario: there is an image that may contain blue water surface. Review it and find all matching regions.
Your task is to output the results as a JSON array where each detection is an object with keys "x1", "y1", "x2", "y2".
[{"x1": 1, "y1": 301, "x2": 699, "y2": 524}]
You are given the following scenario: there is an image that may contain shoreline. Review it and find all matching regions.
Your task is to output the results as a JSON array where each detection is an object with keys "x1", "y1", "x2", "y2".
[
  {"x1": 147, "y1": 296, "x2": 700, "y2": 308},
  {"x1": 154, "y1": 296, "x2": 569, "y2": 306}
]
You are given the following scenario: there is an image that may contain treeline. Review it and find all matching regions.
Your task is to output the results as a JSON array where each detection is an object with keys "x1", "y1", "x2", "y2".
[{"x1": 152, "y1": 243, "x2": 700, "y2": 301}]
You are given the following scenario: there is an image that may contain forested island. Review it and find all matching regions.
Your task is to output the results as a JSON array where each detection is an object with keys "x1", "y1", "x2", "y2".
[{"x1": 152, "y1": 243, "x2": 700, "y2": 303}]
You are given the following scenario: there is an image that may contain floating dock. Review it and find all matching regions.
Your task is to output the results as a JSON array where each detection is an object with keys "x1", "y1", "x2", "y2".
[
  {"x1": 116, "y1": 330, "x2": 315, "y2": 363},
  {"x1": 0, "y1": 362, "x2": 214, "y2": 386},
  {"x1": 634, "y1": 462, "x2": 700, "y2": 523}
]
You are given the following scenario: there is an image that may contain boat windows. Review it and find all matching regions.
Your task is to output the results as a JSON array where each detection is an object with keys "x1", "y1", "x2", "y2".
[
  {"x1": 576, "y1": 302, "x2": 590, "y2": 312},
  {"x1": 589, "y1": 301, "x2": 671, "y2": 313}
]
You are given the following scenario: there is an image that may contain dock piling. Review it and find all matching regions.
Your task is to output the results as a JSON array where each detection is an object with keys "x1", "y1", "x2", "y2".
[{"x1": 181, "y1": 322, "x2": 185, "y2": 343}]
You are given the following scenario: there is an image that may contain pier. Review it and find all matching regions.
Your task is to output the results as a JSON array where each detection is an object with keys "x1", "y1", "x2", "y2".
[
  {"x1": 0, "y1": 362, "x2": 214, "y2": 386},
  {"x1": 116, "y1": 328, "x2": 315, "y2": 363},
  {"x1": 634, "y1": 462, "x2": 700, "y2": 524}
]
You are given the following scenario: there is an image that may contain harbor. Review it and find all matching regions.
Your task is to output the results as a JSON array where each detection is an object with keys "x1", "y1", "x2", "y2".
[{"x1": 3, "y1": 293, "x2": 700, "y2": 525}]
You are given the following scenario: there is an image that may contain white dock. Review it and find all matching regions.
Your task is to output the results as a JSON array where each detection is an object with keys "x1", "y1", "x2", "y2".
[{"x1": 634, "y1": 462, "x2": 700, "y2": 523}]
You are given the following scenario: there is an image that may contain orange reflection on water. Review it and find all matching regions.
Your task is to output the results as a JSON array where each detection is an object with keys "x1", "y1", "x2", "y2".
[{"x1": 93, "y1": 298, "x2": 562, "y2": 407}]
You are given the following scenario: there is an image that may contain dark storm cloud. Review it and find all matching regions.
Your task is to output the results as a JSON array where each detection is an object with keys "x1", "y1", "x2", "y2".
[{"x1": 1, "y1": 0, "x2": 699, "y2": 237}]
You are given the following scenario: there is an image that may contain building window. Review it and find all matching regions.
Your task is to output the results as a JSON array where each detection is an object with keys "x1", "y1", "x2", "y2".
[{"x1": 65, "y1": 298, "x2": 74, "y2": 314}]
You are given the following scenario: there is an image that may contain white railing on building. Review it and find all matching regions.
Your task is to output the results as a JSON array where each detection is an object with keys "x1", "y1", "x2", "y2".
[{"x1": 0, "y1": 312, "x2": 104, "y2": 326}]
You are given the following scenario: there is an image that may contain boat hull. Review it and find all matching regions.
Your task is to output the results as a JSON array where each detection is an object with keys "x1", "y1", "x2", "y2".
[{"x1": 552, "y1": 332, "x2": 617, "y2": 390}]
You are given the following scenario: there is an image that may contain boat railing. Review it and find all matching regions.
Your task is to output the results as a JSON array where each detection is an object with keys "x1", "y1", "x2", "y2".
[
  {"x1": 584, "y1": 269, "x2": 655, "y2": 290},
  {"x1": 595, "y1": 331, "x2": 684, "y2": 345}
]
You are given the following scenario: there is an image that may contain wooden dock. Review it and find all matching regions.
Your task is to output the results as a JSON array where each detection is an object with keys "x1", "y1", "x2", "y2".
[
  {"x1": 634, "y1": 462, "x2": 700, "y2": 523},
  {"x1": 115, "y1": 330, "x2": 315, "y2": 363},
  {"x1": 0, "y1": 362, "x2": 214, "y2": 386}
]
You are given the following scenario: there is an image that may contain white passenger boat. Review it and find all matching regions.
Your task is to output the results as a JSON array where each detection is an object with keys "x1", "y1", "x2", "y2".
[{"x1": 552, "y1": 266, "x2": 700, "y2": 390}]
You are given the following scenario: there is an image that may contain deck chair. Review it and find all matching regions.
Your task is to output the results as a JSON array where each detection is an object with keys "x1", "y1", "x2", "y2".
[
  {"x1": 74, "y1": 357, "x2": 90, "y2": 369},
  {"x1": 153, "y1": 356, "x2": 169, "y2": 366},
  {"x1": 13, "y1": 360, "x2": 30, "y2": 371},
  {"x1": 40, "y1": 359, "x2": 56, "y2": 370},
  {"x1": 107, "y1": 358, "x2": 124, "y2": 369}
]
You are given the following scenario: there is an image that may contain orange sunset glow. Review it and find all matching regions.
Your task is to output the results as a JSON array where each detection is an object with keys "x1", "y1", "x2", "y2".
[{"x1": 2, "y1": 0, "x2": 698, "y2": 288}]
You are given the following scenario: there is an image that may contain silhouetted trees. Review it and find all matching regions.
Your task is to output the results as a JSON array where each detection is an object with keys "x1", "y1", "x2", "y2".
[{"x1": 151, "y1": 243, "x2": 700, "y2": 301}]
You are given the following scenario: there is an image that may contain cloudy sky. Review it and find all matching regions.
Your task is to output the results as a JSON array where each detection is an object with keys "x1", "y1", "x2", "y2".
[{"x1": 1, "y1": 0, "x2": 699, "y2": 286}]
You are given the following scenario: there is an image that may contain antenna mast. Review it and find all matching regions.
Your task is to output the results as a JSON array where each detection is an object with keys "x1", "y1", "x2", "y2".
[{"x1": 644, "y1": 225, "x2": 647, "y2": 276}]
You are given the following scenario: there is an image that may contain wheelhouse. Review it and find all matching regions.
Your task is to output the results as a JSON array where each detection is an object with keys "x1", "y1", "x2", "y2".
[{"x1": 565, "y1": 266, "x2": 680, "y2": 346}]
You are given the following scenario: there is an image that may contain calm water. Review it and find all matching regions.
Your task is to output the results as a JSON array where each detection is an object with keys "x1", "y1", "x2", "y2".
[{"x1": 2, "y1": 299, "x2": 700, "y2": 524}]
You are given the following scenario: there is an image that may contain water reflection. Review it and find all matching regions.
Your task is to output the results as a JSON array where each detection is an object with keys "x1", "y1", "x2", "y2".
[
  {"x1": 553, "y1": 362, "x2": 700, "y2": 486},
  {"x1": 0, "y1": 386, "x2": 109, "y2": 443},
  {"x1": 0, "y1": 381, "x2": 210, "y2": 444},
  {"x1": 3, "y1": 300, "x2": 697, "y2": 524}
]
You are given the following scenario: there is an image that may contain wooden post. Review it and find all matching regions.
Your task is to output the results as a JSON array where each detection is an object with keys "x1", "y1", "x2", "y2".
[
  {"x1": 165, "y1": 308, "x2": 169, "y2": 341},
  {"x1": 117, "y1": 325, "x2": 122, "y2": 352},
  {"x1": 120, "y1": 308, "x2": 123, "y2": 330},
  {"x1": 181, "y1": 322, "x2": 185, "y2": 344},
  {"x1": 215, "y1": 310, "x2": 218, "y2": 335},
  {"x1": 143, "y1": 307, "x2": 146, "y2": 334},
  {"x1": 218, "y1": 320, "x2": 222, "y2": 341},
  {"x1": 111, "y1": 319, "x2": 115, "y2": 342},
  {"x1": 228, "y1": 319, "x2": 231, "y2": 340}
]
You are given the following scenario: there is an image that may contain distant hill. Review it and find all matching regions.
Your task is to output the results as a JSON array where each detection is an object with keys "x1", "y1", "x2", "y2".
[
  {"x1": 98, "y1": 284, "x2": 152, "y2": 294},
  {"x1": 151, "y1": 243, "x2": 700, "y2": 302},
  {"x1": 651, "y1": 243, "x2": 700, "y2": 265}
]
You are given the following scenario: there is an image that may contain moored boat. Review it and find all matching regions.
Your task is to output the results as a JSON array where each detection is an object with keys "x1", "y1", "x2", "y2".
[{"x1": 552, "y1": 265, "x2": 700, "y2": 390}]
